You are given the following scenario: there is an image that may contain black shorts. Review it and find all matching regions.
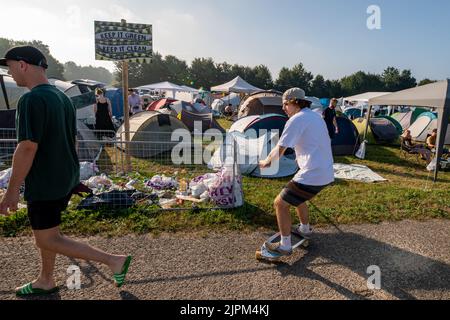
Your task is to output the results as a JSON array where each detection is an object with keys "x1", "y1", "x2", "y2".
[
  {"x1": 280, "y1": 181, "x2": 328, "y2": 207},
  {"x1": 27, "y1": 194, "x2": 72, "y2": 231}
]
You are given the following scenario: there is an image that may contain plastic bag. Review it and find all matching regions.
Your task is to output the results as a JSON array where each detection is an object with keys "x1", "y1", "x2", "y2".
[
  {"x1": 84, "y1": 174, "x2": 113, "y2": 189},
  {"x1": 355, "y1": 141, "x2": 367, "y2": 160},
  {"x1": 0, "y1": 168, "x2": 12, "y2": 189},
  {"x1": 147, "y1": 175, "x2": 178, "y2": 191},
  {"x1": 207, "y1": 164, "x2": 243, "y2": 208},
  {"x1": 189, "y1": 173, "x2": 217, "y2": 198},
  {"x1": 80, "y1": 162, "x2": 99, "y2": 181}
]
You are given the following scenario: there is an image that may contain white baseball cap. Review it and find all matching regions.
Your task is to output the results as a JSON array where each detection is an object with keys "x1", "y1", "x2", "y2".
[{"x1": 282, "y1": 88, "x2": 308, "y2": 103}]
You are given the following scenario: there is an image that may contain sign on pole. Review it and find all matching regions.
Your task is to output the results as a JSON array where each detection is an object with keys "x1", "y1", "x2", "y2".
[
  {"x1": 95, "y1": 20, "x2": 152, "y2": 172},
  {"x1": 94, "y1": 20, "x2": 153, "y2": 62}
]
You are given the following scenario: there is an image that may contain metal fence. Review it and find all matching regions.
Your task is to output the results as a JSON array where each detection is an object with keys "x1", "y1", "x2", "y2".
[{"x1": 0, "y1": 128, "x2": 242, "y2": 211}]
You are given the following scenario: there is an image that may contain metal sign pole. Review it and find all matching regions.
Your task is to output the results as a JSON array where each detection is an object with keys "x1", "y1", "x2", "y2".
[{"x1": 121, "y1": 19, "x2": 132, "y2": 172}]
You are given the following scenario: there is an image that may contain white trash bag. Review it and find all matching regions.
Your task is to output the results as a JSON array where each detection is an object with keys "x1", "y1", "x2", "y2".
[
  {"x1": 79, "y1": 162, "x2": 99, "y2": 181},
  {"x1": 0, "y1": 168, "x2": 12, "y2": 189},
  {"x1": 355, "y1": 140, "x2": 367, "y2": 160},
  {"x1": 207, "y1": 164, "x2": 244, "y2": 208}
]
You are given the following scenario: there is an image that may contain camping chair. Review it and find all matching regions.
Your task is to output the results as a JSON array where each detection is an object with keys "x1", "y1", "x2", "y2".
[{"x1": 399, "y1": 137, "x2": 422, "y2": 164}]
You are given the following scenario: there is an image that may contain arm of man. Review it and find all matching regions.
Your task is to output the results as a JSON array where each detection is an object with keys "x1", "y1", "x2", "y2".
[
  {"x1": 333, "y1": 116, "x2": 339, "y2": 133},
  {"x1": 0, "y1": 141, "x2": 37, "y2": 216},
  {"x1": 259, "y1": 146, "x2": 287, "y2": 168},
  {"x1": 107, "y1": 98, "x2": 113, "y2": 117},
  {"x1": 259, "y1": 116, "x2": 304, "y2": 168}
]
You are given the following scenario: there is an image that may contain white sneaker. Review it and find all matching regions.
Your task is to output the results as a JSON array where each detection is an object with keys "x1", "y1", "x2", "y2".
[{"x1": 292, "y1": 225, "x2": 313, "y2": 239}]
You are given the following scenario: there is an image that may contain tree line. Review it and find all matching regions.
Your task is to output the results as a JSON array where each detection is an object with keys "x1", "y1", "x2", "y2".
[
  {"x1": 0, "y1": 38, "x2": 113, "y2": 84},
  {"x1": 0, "y1": 38, "x2": 438, "y2": 97},
  {"x1": 114, "y1": 52, "x2": 438, "y2": 97}
]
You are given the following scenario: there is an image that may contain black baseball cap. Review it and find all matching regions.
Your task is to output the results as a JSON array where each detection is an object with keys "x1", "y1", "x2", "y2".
[{"x1": 0, "y1": 46, "x2": 48, "y2": 69}]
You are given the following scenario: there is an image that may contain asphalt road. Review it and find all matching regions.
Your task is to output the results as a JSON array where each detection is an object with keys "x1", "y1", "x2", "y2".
[{"x1": 1, "y1": 219, "x2": 449, "y2": 300}]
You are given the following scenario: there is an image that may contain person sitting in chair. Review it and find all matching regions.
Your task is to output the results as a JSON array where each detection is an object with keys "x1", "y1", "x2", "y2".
[
  {"x1": 401, "y1": 130, "x2": 432, "y2": 163},
  {"x1": 427, "y1": 129, "x2": 449, "y2": 156}
]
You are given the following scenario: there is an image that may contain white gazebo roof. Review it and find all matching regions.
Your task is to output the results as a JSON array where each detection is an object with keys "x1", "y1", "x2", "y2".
[{"x1": 211, "y1": 76, "x2": 262, "y2": 94}]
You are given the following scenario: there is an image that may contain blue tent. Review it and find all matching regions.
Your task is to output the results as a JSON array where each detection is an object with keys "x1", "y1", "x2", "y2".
[
  {"x1": 320, "y1": 98, "x2": 330, "y2": 108},
  {"x1": 344, "y1": 108, "x2": 365, "y2": 120},
  {"x1": 105, "y1": 88, "x2": 124, "y2": 118},
  {"x1": 229, "y1": 114, "x2": 288, "y2": 138},
  {"x1": 331, "y1": 117, "x2": 360, "y2": 156}
]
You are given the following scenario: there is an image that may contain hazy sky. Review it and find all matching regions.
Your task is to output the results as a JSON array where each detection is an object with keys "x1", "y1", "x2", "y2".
[{"x1": 1, "y1": 0, "x2": 449, "y2": 81}]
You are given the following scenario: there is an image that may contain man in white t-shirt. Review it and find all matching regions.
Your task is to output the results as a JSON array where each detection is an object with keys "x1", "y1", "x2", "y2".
[
  {"x1": 259, "y1": 87, "x2": 334, "y2": 256},
  {"x1": 128, "y1": 89, "x2": 142, "y2": 116}
]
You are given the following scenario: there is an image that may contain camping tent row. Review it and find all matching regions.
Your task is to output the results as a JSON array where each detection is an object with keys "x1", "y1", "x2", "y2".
[
  {"x1": 114, "y1": 111, "x2": 360, "y2": 178},
  {"x1": 237, "y1": 91, "x2": 327, "y2": 119},
  {"x1": 116, "y1": 110, "x2": 225, "y2": 159},
  {"x1": 391, "y1": 108, "x2": 429, "y2": 131},
  {"x1": 136, "y1": 81, "x2": 199, "y2": 98},
  {"x1": 146, "y1": 98, "x2": 225, "y2": 134},
  {"x1": 405, "y1": 112, "x2": 450, "y2": 144},
  {"x1": 211, "y1": 113, "x2": 360, "y2": 179},
  {"x1": 343, "y1": 92, "x2": 392, "y2": 118},
  {"x1": 1, "y1": 74, "x2": 98, "y2": 126},
  {"x1": 231, "y1": 113, "x2": 360, "y2": 157},
  {"x1": 1, "y1": 73, "x2": 102, "y2": 161},
  {"x1": 211, "y1": 93, "x2": 241, "y2": 114},
  {"x1": 366, "y1": 80, "x2": 450, "y2": 181},
  {"x1": 116, "y1": 111, "x2": 189, "y2": 159},
  {"x1": 353, "y1": 117, "x2": 400, "y2": 145}
]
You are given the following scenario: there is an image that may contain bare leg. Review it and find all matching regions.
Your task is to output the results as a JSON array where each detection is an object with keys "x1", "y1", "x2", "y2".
[
  {"x1": 274, "y1": 196, "x2": 292, "y2": 237},
  {"x1": 16, "y1": 248, "x2": 58, "y2": 291},
  {"x1": 33, "y1": 227, "x2": 127, "y2": 275},
  {"x1": 296, "y1": 203, "x2": 310, "y2": 225}
]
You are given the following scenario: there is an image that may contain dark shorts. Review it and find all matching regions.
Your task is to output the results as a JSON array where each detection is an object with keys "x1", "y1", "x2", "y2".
[
  {"x1": 27, "y1": 194, "x2": 72, "y2": 231},
  {"x1": 280, "y1": 181, "x2": 328, "y2": 207}
]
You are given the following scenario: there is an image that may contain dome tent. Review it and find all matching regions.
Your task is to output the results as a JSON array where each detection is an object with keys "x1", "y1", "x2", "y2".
[
  {"x1": 378, "y1": 116, "x2": 403, "y2": 135},
  {"x1": 230, "y1": 114, "x2": 288, "y2": 138},
  {"x1": 395, "y1": 108, "x2": 428, "y2": 131},
  {"x1": 211, "y1": 99, "x2": 226, "y2": 114},
  {"x1": 406, "y1": 112, "x2": 448, "y2": 143},
  {"x1": 180, "y1": 109, "x2": 225, "y2": 134},
  {"x1": 353, "y1": 117, "x2": 399, "y2": 144},
  {"x1": 238, "y1": 91, "x2": 284, "y2": 119},
  {"x1": 116, "y1": 111, "x2": 188, "y2": 158},
  {"x1": 331, "y1": 117, "x2": 360, "y2": 156},
  {"x1": 213, "y1": 93, "x2": 241, "y2": 115},
  {"x1": 77, "y1": 120, "x2": 102, "y2": 162},
  {"x1": 209, "y1": 131, "x2": 299, "y2": 179},
  {"x1": 147, "y1": 98, "x2": 178, "y2": 112},
  {"x1": 344, "y1": 108, "x2": 364, "y2": 120}
]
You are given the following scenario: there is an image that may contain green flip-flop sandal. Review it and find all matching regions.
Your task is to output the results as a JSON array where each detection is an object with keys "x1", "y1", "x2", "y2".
[
  {"x1": 16, "y1": 282, "x2": 59, "y2": 297},
  {"x1": 113, "y1": 256, "x2": 132, "y2": 288}
]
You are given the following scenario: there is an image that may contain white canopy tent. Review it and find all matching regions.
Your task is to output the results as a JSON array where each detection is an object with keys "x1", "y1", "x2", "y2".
[
  {"x1": 367, "y1": 80, "x2": 450, "y2": 182},
  {"x1": 211, "y1": 76, "x2": 262, "y2": 94},
  {"x1": 345, "y1": 92, "x2": 391, "y2": 103},
  {"x1": 180, "y1": 85, "x2": 200, "y2": 94},
  {"x1": 344, "y1": 92, "x2": 392, "y2": 115},
  {"x1": 137, "y1": 81, "x2": 187, "y2": 98}
]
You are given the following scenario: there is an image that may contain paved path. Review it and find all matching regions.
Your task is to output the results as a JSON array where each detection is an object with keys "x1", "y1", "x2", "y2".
[{"x1": 1, "y1": 219, "x2": 449, "y2": 300}]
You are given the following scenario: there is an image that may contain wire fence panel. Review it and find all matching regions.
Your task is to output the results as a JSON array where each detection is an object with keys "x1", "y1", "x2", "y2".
[{"x1": 1, "y1": 128, "x2": 243, "y2": 211}]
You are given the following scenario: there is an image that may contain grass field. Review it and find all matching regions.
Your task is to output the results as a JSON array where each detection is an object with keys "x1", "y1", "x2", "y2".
[{"x1": 1, "y1": 120, "x2": 449, "y2": 237}]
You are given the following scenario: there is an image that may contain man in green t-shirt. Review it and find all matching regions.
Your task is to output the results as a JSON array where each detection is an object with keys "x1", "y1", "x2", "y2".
[{"x1": 0, "y1": 46, "x2": 132, "y2": 296}]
